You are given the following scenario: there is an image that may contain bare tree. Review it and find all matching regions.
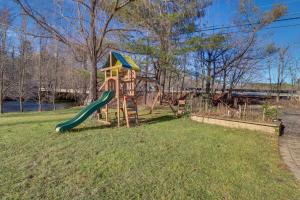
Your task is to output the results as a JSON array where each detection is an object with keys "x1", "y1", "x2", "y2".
[
  {"x1": 37, "y1": 37, "x2": 44, "y2": 111},
  {"x1": 0, "y1": 8, "x2": 10, "y2": 113},
  {"x1": 52, "y1": 40, "x2": 59, "y2": 110},
  {"x1": 36, "y1": 33, "x2": 48, "y2": 111},
  {"x1": 15, "y1": 0, "x2": 135, "y2": 102},
  {"x1": 18, "y1": 14, "x2": 29, "y2": 112},
  {"x1": 276, "y1": 47, "x2": 288, "y2": 102}
]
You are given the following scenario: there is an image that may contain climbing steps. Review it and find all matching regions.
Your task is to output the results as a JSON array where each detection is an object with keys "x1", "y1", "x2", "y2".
[{"x1": 123, "y1": 96, "x2": 139, "y2": 127}]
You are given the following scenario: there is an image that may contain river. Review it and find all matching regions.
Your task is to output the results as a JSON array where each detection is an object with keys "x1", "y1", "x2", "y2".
[{"x1": 2, "y1": 101, "x2": 75, "y2": 113}]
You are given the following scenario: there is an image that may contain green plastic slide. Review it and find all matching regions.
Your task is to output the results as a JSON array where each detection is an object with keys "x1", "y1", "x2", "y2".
[{"x1": 55, "y1": 91, "x2": 115, "y2": 133}]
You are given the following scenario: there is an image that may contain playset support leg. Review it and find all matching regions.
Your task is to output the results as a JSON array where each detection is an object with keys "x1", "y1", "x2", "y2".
[
  {"x1": 116, "y1": 69, "x2": 120, "y2": 127},
  {"x1": 123, "y1": 96, "x2": 130, "y2": 127}
]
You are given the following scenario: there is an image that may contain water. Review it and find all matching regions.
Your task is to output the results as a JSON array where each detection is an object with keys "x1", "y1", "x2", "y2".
[{"x1": 2, "y1": 101, "x2": 75, "y2": 113}]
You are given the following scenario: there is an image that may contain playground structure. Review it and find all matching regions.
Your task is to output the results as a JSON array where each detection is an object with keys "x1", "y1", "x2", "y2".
[
  {"x1": 55, "y1": 51, "x2": 141, "y2": 132},
  {"x1": 97, "y1": 51, "x2": 140, "y2": 127},
  {"x1": 97, "y1": 51, "x2": 189, "y2": 125},
  {"x1": 55, "y1": 51, "x2": 190, "y2": 132}
]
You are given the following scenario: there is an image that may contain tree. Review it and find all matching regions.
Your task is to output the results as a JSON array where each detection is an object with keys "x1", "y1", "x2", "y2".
[
  {"x1": 185, "y1": 0, "x2": 287, "y2": 96},
  {"x1": 17, "y1": 14, "x2": 34, "y2": 112},
  {"x1": 37, "y1": 36, "x2": 44, "y2": 111},
  {"x1": 15, "y1": 0, "x2": 135, "y2": 102},
  {"x1": 0, "y1": 8, "x2": 10, "y2": 113},
  {"x1": 119, "y1": 0, "x2": 212, "y2": 101},
  {"x1": 187, "y1": 34, "x2": 227, "y2": 95},
  {"x1": 276, "y1": 47, "x2": 288, "y2": 102}
]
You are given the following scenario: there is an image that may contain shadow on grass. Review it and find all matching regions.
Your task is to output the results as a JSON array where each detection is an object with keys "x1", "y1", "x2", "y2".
[
  {"x1": 140, "y1": 115, "x2": 177, "y2": 125},
  {"x1": 69, "y1": 123, "x2": 114, "y2": 132},
  {"x1": 67, "y1": 115, "x2": 176, "y2": 132}
]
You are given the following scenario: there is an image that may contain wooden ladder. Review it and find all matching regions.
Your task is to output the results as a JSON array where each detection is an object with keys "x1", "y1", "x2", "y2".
[{"x1": 123, "y1": 96, "x2": 139, "y2": 127}]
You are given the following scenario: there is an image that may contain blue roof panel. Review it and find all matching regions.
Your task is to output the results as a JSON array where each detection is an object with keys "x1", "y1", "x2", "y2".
[{"x1": 112, "y1": 52, "x2": 131, "y2": 69}]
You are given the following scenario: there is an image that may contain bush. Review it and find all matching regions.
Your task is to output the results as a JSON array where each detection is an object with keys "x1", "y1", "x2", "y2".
[{"x1": 262, "y1": 103, "x2": 277, "y2": 120}]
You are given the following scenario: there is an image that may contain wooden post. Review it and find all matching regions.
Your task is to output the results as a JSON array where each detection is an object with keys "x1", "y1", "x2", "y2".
[
  {"x1": 123, "y1": 96, "x2": 130, "y2": 127},
  {"x1": 105, "y1": 52, "x2": 113, "y2": 123},
  {"x1": 134, "y1": 97, "x2": 139, "y2": 125},
  {"x1": 116, "y1": 69, "x2": 120, "y2": 127},
  {"x1": 105, "y1": 72, "x2": 108, "y2": 123}
]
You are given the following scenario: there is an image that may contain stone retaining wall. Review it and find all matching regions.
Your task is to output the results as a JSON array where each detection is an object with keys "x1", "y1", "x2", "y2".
[{"x1": 191, "y1": 115, "x2": 278, "y2": 135}]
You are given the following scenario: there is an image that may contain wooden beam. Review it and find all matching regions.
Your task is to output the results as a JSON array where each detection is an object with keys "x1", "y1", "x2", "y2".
[
  {"x1": 99, "y1": 65, "x2": 122, "y2": 72},
  {"x1": 116, "y1": 69, "x2": 120, "y2": 127}
]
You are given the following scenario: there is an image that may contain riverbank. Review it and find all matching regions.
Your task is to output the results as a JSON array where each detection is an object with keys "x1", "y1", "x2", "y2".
[{"x1": 1, "y1": 100, "x2": 75, "y2": 113}]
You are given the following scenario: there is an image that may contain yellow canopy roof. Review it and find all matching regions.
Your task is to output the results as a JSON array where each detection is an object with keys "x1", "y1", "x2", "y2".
[{"x1": 102, "y1": 52, "x2": 140, "y2": 72}]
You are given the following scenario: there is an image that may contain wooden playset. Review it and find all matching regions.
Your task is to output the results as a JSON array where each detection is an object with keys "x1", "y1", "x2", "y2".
[
  {"x1": 98, "y1": 51, "x2": 140, "y2": 127},
  {"x1": 55, "y1": 51, "x2": 190, "y2": 132}
]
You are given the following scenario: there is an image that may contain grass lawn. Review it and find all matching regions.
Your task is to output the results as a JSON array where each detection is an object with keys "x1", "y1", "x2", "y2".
[{"x1": 0, "y1": 107, "x2": 299, "y2": 199}]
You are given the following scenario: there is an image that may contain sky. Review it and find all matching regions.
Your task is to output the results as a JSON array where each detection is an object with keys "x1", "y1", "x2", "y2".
[
  {"x1": 2, "y1": 0, "x2": 300, "y2": 53},
  {"x1": 202, "y1": 0, "x2": 300, "y2": 83},
  {"x1": 1, "y1": 0, "x2": 300, "y2": 82},
  {"x1": 205, "y1": 0, "x2": 300, "y2": 54},
  {"x1": 3, "y1": 0, "x2": 300, "y2": 43}
]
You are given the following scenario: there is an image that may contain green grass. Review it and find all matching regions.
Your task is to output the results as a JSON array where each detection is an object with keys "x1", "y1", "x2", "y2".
[{"x1": 0, "y1": 107, "x2": 299, "y2": 199}]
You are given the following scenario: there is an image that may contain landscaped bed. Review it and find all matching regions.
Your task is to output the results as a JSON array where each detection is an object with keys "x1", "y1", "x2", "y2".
[{"x1": 0, "y1": 108, "x2": 299, "y2": 199}]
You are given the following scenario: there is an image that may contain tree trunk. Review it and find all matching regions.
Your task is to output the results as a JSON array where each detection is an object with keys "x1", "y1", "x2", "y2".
[
  {"x1": 200, "y1": 52, "x2": 205, "y2": 90},
  {"x1": 161, "y1": 68, "x2": 167, "y2": 99},
  {"x1": 52, "y1": 42, "x2": 59, "y2": 110},
  {"x1": 227, "y1": 87, "x2": 233, "y2": 102},
  {"x1": 19, "y1": 64, "x2": 25, "y2": 112},
  {"x1": 268, "y1": 59, "x2": 272, "y2": 96},
  {"x1": 222, "y1": 68, "x2": 227, "y2": 93},
  {"x1": 0, "y1": 15, "x2": 7, "y2": 114},
  {"x1": 206, "y1": 53, "x2": 212, "y2": 95},
  {"x1": 201, "y1": 68, "x2": 205, "y2": 90},
  {"x1": 0, "y1": 70, "x2": 3, "y2": 114},
  {"x1": 195, "y1": 71, "x2": 199, "y2": 88},
  {"x1": 0, "y1": 50, "x2": 4, "y2": 114},
  {"x1": 88, "y1": 0, "x2": 98, "y2": 102},
  {"x1": 276, "y1": 60, "x2": 281, "y2": 103},
  {"x1": 144, "y1": 59, "x2": 149, "y2": 105},
  {"x1": 38, "y1": 38, "x2": 42, "y2": 111},
  {"x1": 176, "y1": 74, "x2": 180, "y2": 98},
  {"x1": 19, "y1": 13, "x2": 27, "y2": 112},
  {"x1": 167, "y1": 71, "x2": 172, "y2": 93},
  {"x1": 181, "y1": 68, "x2": 186, "y2": 95},
  {"x1": 89, "y1": 55, "x2": 98, "y2": 102},
  {"x1": 18, "y1": 51, "x2": 25, "y2": 113},
  {"x1": 211, "y1": 61, "x2": 216, "y2": 93}
]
